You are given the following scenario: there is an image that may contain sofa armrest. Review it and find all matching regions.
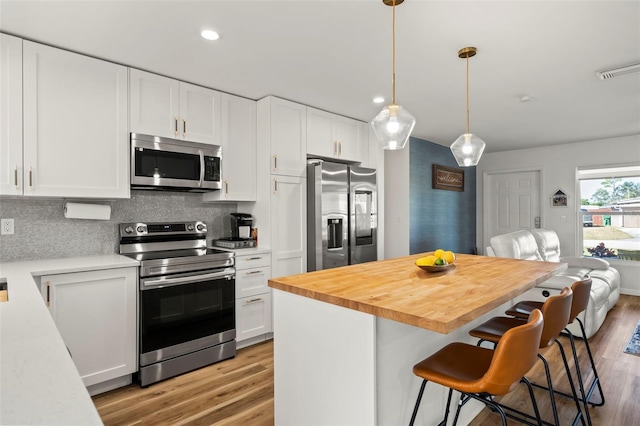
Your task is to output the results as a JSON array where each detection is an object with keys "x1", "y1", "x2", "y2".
[
  {"x1": 560, "y1": 256, "x2": 610, "y2": 270},
  {"x1": 486, "y1": 246, "x2": 496, "y2": 257}
]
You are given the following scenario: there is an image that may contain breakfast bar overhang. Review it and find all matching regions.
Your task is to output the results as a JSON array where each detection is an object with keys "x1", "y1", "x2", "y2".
[{"x1": 268, "y1": 253, "x2": 566, "y2": 426}]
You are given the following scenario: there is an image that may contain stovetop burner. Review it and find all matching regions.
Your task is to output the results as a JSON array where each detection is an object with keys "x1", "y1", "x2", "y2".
[{"x1": 118, "y1": 221, "x2": 235, "y2": 277}]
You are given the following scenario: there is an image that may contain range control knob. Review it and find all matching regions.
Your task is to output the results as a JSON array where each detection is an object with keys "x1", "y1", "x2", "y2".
[
  {"x1": 197, "y1": 223, "x2": 206, "y2": 232},
  {"x1": 187, "y1": 224, "x2": 195, "y2": 231},
  {"x1": 124, "y1": 226, "x2": 134, "y2": 234},
  {"x1": 136, "y1": 225, "x2": 146, "y2": 233}
]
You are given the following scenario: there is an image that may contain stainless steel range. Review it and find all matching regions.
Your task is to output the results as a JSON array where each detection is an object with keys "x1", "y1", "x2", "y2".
[{"x1": 119, "y1": 221, "x2": 236, "y2": 387}]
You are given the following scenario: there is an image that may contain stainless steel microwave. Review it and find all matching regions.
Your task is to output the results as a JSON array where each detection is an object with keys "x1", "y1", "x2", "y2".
[{"x1": 130, "y1": 133, "x2": 221, "y2": 192}]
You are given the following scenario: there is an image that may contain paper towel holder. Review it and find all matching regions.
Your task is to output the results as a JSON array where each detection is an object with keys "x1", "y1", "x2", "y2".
[{"x1": 64, "y1": 202, "x2": 111, "y2": 221}]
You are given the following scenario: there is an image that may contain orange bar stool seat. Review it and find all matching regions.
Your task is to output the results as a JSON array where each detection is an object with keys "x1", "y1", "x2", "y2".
[
  {"x1": 468, "y1": 287, "x2": 588, "y2": 426},
  {"x1": 409, "y1": 310, "x2": 544, "y2": 426},
  {"x1": 506, "y1": 278, "x2": 604, "y2": 411}
]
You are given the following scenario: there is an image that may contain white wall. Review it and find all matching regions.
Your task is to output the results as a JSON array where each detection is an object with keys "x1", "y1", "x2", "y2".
[{"x1": 476, "y1": 134, "x2": 640, "y2": 294}]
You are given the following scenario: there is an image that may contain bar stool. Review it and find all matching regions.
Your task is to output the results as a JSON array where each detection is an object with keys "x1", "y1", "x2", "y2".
[
  {"x1": 409, "y1": 310, "x2": 544, "y2": 426},
  {"x1": 506, "y1": 277, "x2": 604, "y2": 414},
  {"x1": 468, "y1": 287, "x2": 586, "y2": 426}
]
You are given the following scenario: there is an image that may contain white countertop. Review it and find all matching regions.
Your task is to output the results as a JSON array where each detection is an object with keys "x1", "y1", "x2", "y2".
[
  {"x1": 212, "y1": 246, "x2": 272, "y2": 256},
  {"x1": 0, "y1": 254, "x2": 139, "y2": 426}
]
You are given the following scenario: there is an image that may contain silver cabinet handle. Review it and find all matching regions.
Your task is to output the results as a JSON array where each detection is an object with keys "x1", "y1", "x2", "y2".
[
  {"x1": 45, "y1": 281, "x2": 50, "y2": 307},
  {"x1": 174, "y1": 117, "x2": 179, "y2": 137},
  {"x1": 14, "y1": 166, "x2": 18, "y2": 187},
  {"x1": 183, "y1": 118, "x2": 187, "y2": 137},
  {"x1": 29, "y1": 167, "x2": 33, "y2": 187},
  {"x1": 245, "y1": 297, "x2": 263, "y2": 305},
  {"x1": 273, "y1": 155, "x2": 277, "y2": 171},
  {"x1": 247, "y1": 257, "x2": 262, "y2": 260},
  {"x1": 225, "y1": 180, "x2": 229, "y2": 195},
  {"x1": 273, "y1": 178, "x2": 278, "y2": 193},
  {"x1": 244, "y1": 270, "x2": 263, "y2": 275}
]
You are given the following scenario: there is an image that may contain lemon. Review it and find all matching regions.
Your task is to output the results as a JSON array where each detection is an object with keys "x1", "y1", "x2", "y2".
[
  {"x1": 434, "y1": 249, "x2": 445, "y2": 259},
  {"x1": 443, "y1": 251, "x2": 456, "y2": 264},
  {"x1": 416, "y1": 255, "x2": 437, "y2": 266}
]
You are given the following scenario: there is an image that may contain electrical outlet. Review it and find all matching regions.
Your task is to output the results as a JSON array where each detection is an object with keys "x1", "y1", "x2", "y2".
[{"x1": 1, "y1": 219, "x2": 14, "y2": 235}]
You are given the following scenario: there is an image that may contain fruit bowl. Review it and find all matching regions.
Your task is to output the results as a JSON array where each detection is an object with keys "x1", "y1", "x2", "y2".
[{"x1": 416, "y1": 263, "x2": 455, "y2": 272}]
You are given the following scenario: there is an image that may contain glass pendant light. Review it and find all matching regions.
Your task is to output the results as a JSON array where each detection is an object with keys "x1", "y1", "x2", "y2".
[
  {"x1": 450, "y1": 46, "x2": 485, "y2": 167},
  {"x1": 370, "y1": 0, "x2": 415, "y2": 150}
]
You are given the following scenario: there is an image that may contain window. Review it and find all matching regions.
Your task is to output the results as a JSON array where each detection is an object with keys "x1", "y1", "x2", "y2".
[{"x1": 578, "y1": 165, "x2": 640, "y2": 261}]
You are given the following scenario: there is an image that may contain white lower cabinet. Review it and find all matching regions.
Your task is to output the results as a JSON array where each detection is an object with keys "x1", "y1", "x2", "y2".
[
  {"x1": 234, "y1": 251, "x2": 272, "y2": 348},
  {"x1": 40, "y1": 267, "x2": 137, "y2": 392}
]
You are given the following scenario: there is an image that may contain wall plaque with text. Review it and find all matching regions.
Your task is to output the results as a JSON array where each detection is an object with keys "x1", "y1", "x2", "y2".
[{"x1": 432, "y1": 164, "x2": 464, "y2": 192}]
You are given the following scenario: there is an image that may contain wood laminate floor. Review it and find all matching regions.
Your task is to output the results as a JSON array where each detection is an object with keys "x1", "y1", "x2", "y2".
[{"x1": 94, "y1": 295, "x2": 640, "y2": 426}]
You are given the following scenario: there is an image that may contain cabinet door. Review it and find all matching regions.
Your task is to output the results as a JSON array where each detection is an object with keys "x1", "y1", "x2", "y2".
[
  {"x1": 129, "y1": 68, "x2": 180, "y2": 139},
  {"x1": 334, "y1": 116, "x2": 361, "y2": 162},
  {"x1": 269, "y1": 98, "x2": 307, "y2": 177},
  {"x1": 23, "y1": 41, "x2": 129, "y2": 198},
  {"x1": 306, "y1": 107, "x2": 335, "y2": 158},
  {"x1": 236, "y1": 292, "x2": 272, "y2": 342},
  {"x1": 203, "y1": 94, "x2": 256, "y2": 201},
  {"x1": 179, "y1": 81, "x2": 221, "y2": 144},
  {"x1": 41, "y1": 268, "x2": 137, "y2": 387},
  {"x1": 0, "y1": 34, "x2": 23, "y2": 195},
  {"x1": 271, "y1": 175, "x2": 307, "y2": 278}
]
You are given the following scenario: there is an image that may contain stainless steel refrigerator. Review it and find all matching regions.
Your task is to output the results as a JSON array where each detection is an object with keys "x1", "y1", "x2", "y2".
[{"x1": 307, "y1": 160, "x2": 377, "y2": 271}]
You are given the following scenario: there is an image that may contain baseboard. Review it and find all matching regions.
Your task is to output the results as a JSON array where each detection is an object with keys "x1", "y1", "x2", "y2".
[
  {"x1": 621, "y1": 288, "x2": 640, "y2": 296},
  {"x1": 87, "y1": 374, "x2": 132, "y2": 396}
]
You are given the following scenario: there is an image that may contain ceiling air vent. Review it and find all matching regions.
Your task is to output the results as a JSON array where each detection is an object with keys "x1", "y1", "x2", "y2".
[{"x1": 596, "y1": 62, "x2": 640, "y2": 80}]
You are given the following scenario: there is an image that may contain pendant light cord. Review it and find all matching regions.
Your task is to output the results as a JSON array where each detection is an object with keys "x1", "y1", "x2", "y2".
[
  {"x1": 466, "y1": 54, "x2": 470, "y2": 134},
  {"x1": 391, "y1": 0, "x2": 396, "y2": 105}
]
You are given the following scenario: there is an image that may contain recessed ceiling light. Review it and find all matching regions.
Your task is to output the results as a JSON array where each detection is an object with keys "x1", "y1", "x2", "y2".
[
  {"x1": 373, "y1": 96, "x2": 385, "y2": 104},
  {"x1": 201, "y1": 30, "x2": 220, "y2": 41}
]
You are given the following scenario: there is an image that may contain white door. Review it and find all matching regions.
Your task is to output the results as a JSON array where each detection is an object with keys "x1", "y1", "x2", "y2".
[
  {"x1": 0, "y1": 34, "x2": 23, "y2": 195},
  {"x1": 484, "y1": 170, "x2": 541, "y2": 250},
  {"x1": 42, "y1": 268, "x2": 137, "y2": 388},
  {"x1": 129, "y1": 69, "x2": 180, "y2": 138},
  {"x1": 23, "y1": 41, "x2": 129, "y2": 198},
  {"x1": 269, "y1": 98, "x2": 307, "y2": 177},
  {"x1": 179, "y1": 82, "x2": 221, "y2": 144},
  {"x1": 271, "y1": 175, "x2": 306, "y2": 278}
]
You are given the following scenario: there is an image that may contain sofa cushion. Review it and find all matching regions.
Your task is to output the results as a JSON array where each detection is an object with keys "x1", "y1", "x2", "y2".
[
  {"x1": 560, "y1": 256, "x2": 610, "y2": 270},
  {"x1": 530, "y1": 229, "x2": 561, "y2": 262},
  {"x1": 489, "y1": 230, "x2": 543, "y2": 261}
]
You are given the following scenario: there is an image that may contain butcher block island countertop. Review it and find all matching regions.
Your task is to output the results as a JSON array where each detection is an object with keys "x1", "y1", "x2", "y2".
[{"x1": 269, "y1": 253, "x2": 566, "y2": 334}]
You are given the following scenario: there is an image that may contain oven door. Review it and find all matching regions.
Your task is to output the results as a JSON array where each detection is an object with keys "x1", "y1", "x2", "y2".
[{"x1": 139, "y1": 268, "x2": 235, "y2": 367}]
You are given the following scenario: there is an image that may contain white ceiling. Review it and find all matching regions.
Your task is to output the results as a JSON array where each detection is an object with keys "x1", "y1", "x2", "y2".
[{"x1": 1, "y1": 0, "x2": 639, "y2": 153}]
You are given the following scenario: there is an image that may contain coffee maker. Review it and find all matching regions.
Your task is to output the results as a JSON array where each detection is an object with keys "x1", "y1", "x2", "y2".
[
  {"x1": 213, "y1": 213, "x2": 256, "y2": 248},
  {"x1": 231, "y1": 213, "x2": 253, "y2": 239}
]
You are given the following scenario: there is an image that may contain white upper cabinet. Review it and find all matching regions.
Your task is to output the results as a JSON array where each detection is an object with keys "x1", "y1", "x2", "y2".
[
  {"x1": 22, "y1": 41, "x2": 129, "y2": 198},
  {"x1": 0, "y1": 34, "x2": 23, "y2": 196},
  {"x1": 306, "y1": 107, "x2": 367, "y2": 163},
  {"x1": 130, "y1": 69, "x2": 221, "y2": 145},
  {"x1": 203, "y1": 93, "x2": 257, "y2": 202},
  {"x1": 262, "y1": 97, "x2": 307, "y2": 177}
]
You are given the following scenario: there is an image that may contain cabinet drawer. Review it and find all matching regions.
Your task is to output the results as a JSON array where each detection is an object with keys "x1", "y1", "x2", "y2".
[
  {"x1": 236, "y1": 254, "x2": 271, "y2": 270},
  {"x1": 236, "y1": 292, "x2": 272, "y2": 342},
  {"x1": 236, "y1": 266, "x2": 271, "y2": 299}
]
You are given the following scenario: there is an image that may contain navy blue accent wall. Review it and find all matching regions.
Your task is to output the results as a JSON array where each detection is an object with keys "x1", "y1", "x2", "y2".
[{"x1": 409, "y1": 137, "x2": 477, "y2": 255}]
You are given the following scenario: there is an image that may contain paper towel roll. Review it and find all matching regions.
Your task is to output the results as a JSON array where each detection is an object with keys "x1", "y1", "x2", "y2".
[{"x1": 64, "y1": 202, "x2": 111, "y2": 220}]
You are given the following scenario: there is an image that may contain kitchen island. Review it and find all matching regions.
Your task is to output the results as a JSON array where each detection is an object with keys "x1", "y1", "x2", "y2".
[{"x1": 269, "y1": 253, "x2": 566, "y2": 426}]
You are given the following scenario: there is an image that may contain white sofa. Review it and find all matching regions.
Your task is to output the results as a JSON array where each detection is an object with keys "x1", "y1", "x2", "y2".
[{"x1": 486, "y1": 228, "x2": 620, "y2": 339}]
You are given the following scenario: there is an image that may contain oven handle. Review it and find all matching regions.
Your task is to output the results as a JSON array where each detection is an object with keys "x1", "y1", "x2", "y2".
[{"x1": 140, "y1": 268, "x2": 235, "y2": 290}]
